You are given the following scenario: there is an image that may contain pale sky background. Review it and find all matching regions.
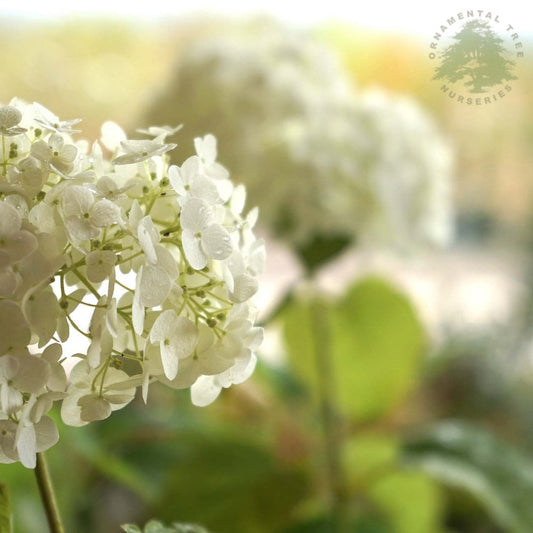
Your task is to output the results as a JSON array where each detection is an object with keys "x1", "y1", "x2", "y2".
[{"x1": 2, "y1": 0, "x2": 533, "y2": 38}]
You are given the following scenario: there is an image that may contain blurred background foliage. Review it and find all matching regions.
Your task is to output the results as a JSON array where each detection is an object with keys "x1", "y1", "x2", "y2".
[{"x1": 1, "y1": 13, "x2": 533, "y2": 533}]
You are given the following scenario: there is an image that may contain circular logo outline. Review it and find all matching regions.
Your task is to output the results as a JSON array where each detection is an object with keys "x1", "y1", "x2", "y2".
[{"x1": 429, "y1": 10, "x2": 524, "y2": 104}]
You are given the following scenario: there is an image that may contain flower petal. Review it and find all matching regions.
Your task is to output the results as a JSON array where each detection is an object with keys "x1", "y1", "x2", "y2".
[
  {"x1": 35, "y1": 416, "x2": 59, "y2": 453},
  {"x1": 0, "y1": 269, "x2": 17, "y2": 298},
  {"x1": 0, "y1": 105, "x2": 22, "y2": 129},
  {"x1": 194, "y1": 134, "x2": 217, "y2": 164},
  {"x1": 0, "y1": 301, "x2": 31, "y2": 353},
  {"x1": 78, "y1": 394, "x2": 112, "y2": 422},
  {"x1": 16, "y1": 423, "x2": 36, "y2": 469},
  {"x1": 14, "y1": 355, "x2": 50, "y2": 393},
  {"x1": 3, "y1": 231, "x2": 38, "y2": 263},
  {"x1": 132, "y1": 267, "x2": 145, "y2": 335},
  {"x1": 196, "y1": 177, "x2": 220, "y2": 204},
  {"x1": 24, "y1": 286, "x2": 59, "y2": 346},
  {"x1": 171, "y1": 317, "x2": 198, "y2": 360},
  {"x1": 0, "y1": 202, "x2": 21, "y2": 236},
  {"x1": 137, "y1": 216, "x2": 159, "y2": 264},
  {"x1": 1, "y1": 383, "x2": 23, "y2": 414},
  {"x1": 60, "y1": 391, "x2": 87, "y2": 427},
  {"x1": 149, "y1": 309, "x2": 176, "y2": 343},
  {"x1": 139, "y1": 265, "x2": 171, "y2": 307},
  {"x1": 160, "y1": 340, "x2": 179, "y2": 381},
  {"x1": 202, "y1": 224, "x2": 233, "y2": 261},
  {"x1": 191, "y1": 375, "x2": 221, "y2": 407},
  {"x1": 218, "y1": 353, "x2": 257, "y2": 387},
  {"x1": 182, "y1": 230, "x2": 207, "y2": 270},
  {"x1": 62, "y1": 185, "x2": 94, "y2": 217},
  {"x1": 230, "y1": 273, "x2": 258, "y2": 303},
  {"x1": 205, "y1": 161, "x2": 230, "y2": 181},
  {"x1": 90, "y1": 199, "x2": 122, "y2": 228},
  {"x1": 65, "y1": 216, "x2": 99, "y2": 242},
  {"x1": 180, "y1": 198, "x2": 213, "y2": 232},
  {"x1": 154, "y1": 245, "x2": 179, "y2": 280},
  {"x1": 86, "y1": 250, "x2": 117, "y2": 283},
  {"x1": 101, "y1": 121, "x2": 127, "y2": 152}
]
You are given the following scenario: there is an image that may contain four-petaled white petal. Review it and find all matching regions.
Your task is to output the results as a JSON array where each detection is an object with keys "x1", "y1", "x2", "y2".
[
  {"x1": 169, "y1": 157, "x2": 220, "y2": 206},
  {"x1": 86, "y1": 250, "x2": 117, "y2": 283},
  {"x1": 113, "y1": 139, "x2": 177, "y2": 165},
  {"x1": 194, "y1": 134, "x2": 229, "y2": 180},
  {"x1": 62, "y1": 185, "x2": 122, "y2": 242},
  {"x1": 180, "y1": 198, "x2": 233, "y2": 269}
]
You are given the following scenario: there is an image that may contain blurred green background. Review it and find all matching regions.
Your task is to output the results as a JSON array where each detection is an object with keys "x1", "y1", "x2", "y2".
[{"x1": 2, "y1": 7, "x2": 533, "y2": 533}]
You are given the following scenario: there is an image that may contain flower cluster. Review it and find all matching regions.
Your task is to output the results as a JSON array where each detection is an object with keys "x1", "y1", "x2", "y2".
[
  {"x1": 146, "y1": 21, "x2": 453, "y2": 248},
  {"x1": 0, "y1": 100, "x2": 264, "y2": 467},
  {"x1": 275, "y1": 89, "x2": 454, "y2": 248}
]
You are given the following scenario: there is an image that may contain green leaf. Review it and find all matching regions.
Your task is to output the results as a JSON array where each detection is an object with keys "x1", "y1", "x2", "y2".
[
  {"x1": 281, "y1": 296, "x2": 320, "y2": 400},
  {"x1": 295, "y1": 233, "x2": 353, "y2": 274},
  {"x1": 145, "y1": 521, "x2": 170, "y2": 533},
  {"x1": 122, "y1": 521, "x2": 210, "y2": 533},
  {"x1": 341, "y1": 434, "x2": 444, "y2": 532},
  {"x1": 121, "y1": 525, "x2": 142, "y2": 533},
  {"x1": 0, "y1": 483, "x2": 12, "y2": 533},
  {"x1": 368, "y1": 470, "x2": 443, "y2": 533},
  {"x1": 332, "y1": 278, "x2": 426, "y2": 420},
  {"x1": 342, "y1": 433, "x2": 399, "y2": 487},
  {"x1": 283, "y1": 276, "x2": 425, "y2": 421},
  {"x1": 168, "y1": 525, "x2": 210, "y2": 533},
  {"x1": 403, "y1": 421, "x2": 533, "y2": 533}
]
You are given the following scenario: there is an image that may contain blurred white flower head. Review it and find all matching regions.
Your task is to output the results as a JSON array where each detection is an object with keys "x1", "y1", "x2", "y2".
[
  {"x1": 146, "y1": 21, "x2": 453, "y2": 249},
  {"x1": 0, "y1": 100, "x2": 264, "y2": 468}
]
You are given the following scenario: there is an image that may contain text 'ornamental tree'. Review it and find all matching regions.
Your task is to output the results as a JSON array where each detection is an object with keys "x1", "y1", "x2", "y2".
[{"x1": 434, "y1": 19, "x2": 516, "y2": 93}]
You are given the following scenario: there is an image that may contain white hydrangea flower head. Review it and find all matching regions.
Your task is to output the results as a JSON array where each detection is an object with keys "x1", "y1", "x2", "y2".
[
  {"x1": 274, "y1": 88, "x2": 454, "y2": 248},
  {"x1": 0, "y1": 98, "x2": 265, "y2": 467},
  {"x1": 146, "y1": 20, "x2": 453, "y2": 249}
]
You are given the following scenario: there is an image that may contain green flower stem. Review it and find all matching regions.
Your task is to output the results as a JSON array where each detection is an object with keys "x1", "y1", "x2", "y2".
[
  {"x1": 71, "y1": 268, "x2": 101, "y2": 300},
  {"x1": 34, "y1": 452, "x2": 65, "y2": 533},
  {"x1": 1, "y1": 135, "x2": 7, "y2": 176},
  {"x1": 311, "y1": 298, "x2": 349, "y2": 533},
  {"x1": 0, "y1": 483, "x2": 12, "y2": 533}
]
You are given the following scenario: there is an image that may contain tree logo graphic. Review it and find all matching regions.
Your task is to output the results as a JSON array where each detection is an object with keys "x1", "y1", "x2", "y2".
[
  {"x1": 428, "y1": 11, "x2": 523, "y2": 105},
  {"x1": 434, "y1": 20, "x2": 516, "y2": 93}
]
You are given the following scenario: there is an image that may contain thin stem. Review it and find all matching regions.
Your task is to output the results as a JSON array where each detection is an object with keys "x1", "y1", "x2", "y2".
[
  {"x1": 0, "y1": 483, "x2": 12, "y2": 533},
  {"x1": 34, "y1": 452, "x2": 65, "y2": 533},
  {"x1": 1, "y1": 135, "x2": 7, "y2": 176},
  {"x1": 71, "y1": 268, "x2": 100, "y2": 300},
  {"x1": 310, "y1": 298, "x2": 349, "y2": 533}
]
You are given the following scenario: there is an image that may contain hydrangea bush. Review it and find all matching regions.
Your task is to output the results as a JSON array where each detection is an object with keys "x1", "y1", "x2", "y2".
[
  {"x1": 0, "y1": 99, "x2": 264, "y2": 468},
  {"x1": 147, "y1": 22, "x2": 453, "y2": 248}
]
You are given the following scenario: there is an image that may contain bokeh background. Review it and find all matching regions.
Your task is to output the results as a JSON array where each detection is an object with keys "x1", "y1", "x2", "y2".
[{"x1": 2, "y1": 1, "x2": 533, "y2": 532}]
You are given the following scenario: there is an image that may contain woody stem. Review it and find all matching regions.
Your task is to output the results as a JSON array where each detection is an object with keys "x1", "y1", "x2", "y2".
[
  {"x1": 34, "y1": 452, "x2": 65, "y2": 533},
  {"x1": 311, "y1": 298, "x2": 349, "y2": 532}
]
